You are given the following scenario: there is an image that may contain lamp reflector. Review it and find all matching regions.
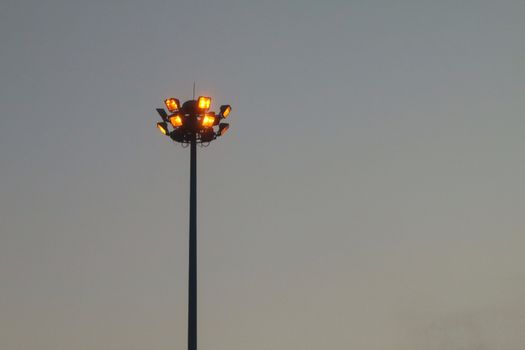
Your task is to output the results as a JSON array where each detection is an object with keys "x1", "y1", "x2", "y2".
[
  {"x1": 164, "y1": 98, "x2": 180, "y2": 112},
  {"x1": 169, "y1": 114, "x2": 183, "y2": 127},
  {"x1": 197, "y1": 96, "x2": 212, "y2": 110},
  {"x1": 157, "y1": 122, "x2": 169, "y2": 135},
  {"x1": 220, "y1": 105, "x2": 231, "y2": 118},
  {"x1": 202, "y1": 114, "x2": 215, "y2": 127}
]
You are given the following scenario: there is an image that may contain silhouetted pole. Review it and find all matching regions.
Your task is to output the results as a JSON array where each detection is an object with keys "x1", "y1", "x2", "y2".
[
  {"x1": 155, "y1": 96, "x2": 231, "y2": 350},
  {"x1": 188, "y1": 136, "x2": 197, "y2": 350}
]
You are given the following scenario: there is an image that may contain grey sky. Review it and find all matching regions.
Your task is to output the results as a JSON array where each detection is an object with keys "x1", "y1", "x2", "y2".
[{"x1": 1, "y1": 0, "x2": 524, "y2": 349}]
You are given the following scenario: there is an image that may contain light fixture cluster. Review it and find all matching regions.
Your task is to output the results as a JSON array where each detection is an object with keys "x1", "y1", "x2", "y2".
[{"x1": 156, "y1": 96, "x2": 231, "y2": 144}]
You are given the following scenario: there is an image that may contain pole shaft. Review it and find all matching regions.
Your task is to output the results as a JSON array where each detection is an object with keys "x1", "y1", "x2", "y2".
[{"x1": 188, "y1": 138, "x2": 197, "y2": 350}]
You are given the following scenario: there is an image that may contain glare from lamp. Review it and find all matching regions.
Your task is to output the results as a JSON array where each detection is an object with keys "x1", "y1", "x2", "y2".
[
  {"x1": 202, "y1": 114, "x2": 215, "y2": 127},
  {"x1": 169, "y1": 114, "x2": 183, "y2": 127},
  {"x1": 198, "y1": 96, "x2": 212, "y2": 110}
]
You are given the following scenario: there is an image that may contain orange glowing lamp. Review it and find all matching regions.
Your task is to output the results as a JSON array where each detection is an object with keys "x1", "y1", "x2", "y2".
[
  {"x1": 169, "y1": 114, "x2": 183, "y2": 127},
  {"x1": 164, "y1": 98, "x2": 180, "y2": 112},
  {"x1": 197, "y1": 96, "x2": 212, "y2": 110},
  {"x1": 202, "y1": 114, "x2": 215, "y2": 127},
  {"x1": 157, "y1": 122, "x2": 169, "y2": 135},
  {"x1": 220, "y1": 105, "x2": 231, "y2": 118}
]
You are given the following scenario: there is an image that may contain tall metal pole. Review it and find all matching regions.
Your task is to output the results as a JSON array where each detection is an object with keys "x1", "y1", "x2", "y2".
[
  {"x1": 188, "y1": 136, "x2": 197, "y2": 350},
  {"x1": 155, "y1": 96, "x2": 230, "y2": 350}
]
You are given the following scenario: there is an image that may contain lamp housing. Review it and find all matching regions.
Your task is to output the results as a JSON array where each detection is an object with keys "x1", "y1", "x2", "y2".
[
  {"x1": 219, "y1": 105, "x2": 231, "y2": 118},
  {"x1": 197, "y1": 96, "x2": 212, "y2": 110},
  {"x1": 157, "y1": 122, "x2": 169, "y2": 135},
  {"x1": 169, "y1": 114, "x2": 183, "y2": 127},
  {"x1": 201, "y1": 113, "x2": 216, "y2": 128},
  {"x1": 164, "y1": 98, "x2": 180, "y2": 112},
  {"x1": 218, "y1": 123, "x2": 230, "y2": 136}
]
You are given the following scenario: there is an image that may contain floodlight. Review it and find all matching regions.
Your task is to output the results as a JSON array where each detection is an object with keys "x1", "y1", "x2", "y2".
[
  {"x1": 155, "y1": 96, "x2": 231, "y2": 143},
  {"x1": 201, "y1": 114, "x2": 215, "y2": 128},
  {"x1": 197, "y1": 96, "x2": 211, "y2": 110},
  {"x1": 169, "y1": 114, "x2": 183, "y2": 127},
  {"x1": 218, "y1": 123, "x2": 229, "y2": 136},
  {"x1": 219, "y1": 105, "x2": 231, "y2": 118},
  {"x1": 153, "y1": 92, "x2": 232, "y2": 350},
  {"x1": 164, "y1": 98, "x2": 180, "y2": 112},
  {"x1": 156, "y1": 108, "x2": 169, "y2": 122},
  {"x1": 157, "y1": 122, "x2": 169, "y2": 135}
]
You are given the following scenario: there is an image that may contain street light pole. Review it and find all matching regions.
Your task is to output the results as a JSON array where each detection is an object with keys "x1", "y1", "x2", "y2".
[
  {"x1": 188, "y1": 137, "x2": 197, "y2": 350},
  {"x1": 155, "y1": 95, "x2": 232, "y2": 350}
]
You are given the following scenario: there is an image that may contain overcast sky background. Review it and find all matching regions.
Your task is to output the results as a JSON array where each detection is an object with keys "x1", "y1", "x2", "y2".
[{"x1": 1, "y1": 0, "x2": 525, "y2": 349}]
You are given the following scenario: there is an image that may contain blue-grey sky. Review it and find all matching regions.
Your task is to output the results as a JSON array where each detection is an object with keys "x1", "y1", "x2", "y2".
[{"x1": 1, "y1": 0, "x2": 524, "y2": 349}]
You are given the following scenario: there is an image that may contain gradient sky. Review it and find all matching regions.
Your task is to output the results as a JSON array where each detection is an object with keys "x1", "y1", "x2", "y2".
[{"x1": 1, "y1": 0, "x2": 525, "y2": 349}]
